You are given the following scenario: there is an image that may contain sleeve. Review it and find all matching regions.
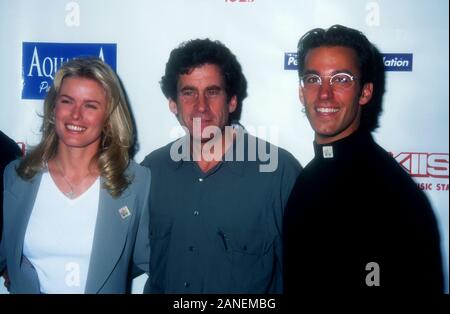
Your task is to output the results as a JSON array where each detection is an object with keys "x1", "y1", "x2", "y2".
[
  {"x1": 0, "y1": 231, "x2": 6, "y2": 274},
  {"x1": 280, "y1": 153, "x2": 302, "y2": 212},
  {"x1": 131, "y1": 167, "x2": 151, "y2": 277},
  {"x1": 382, "y1": 156, "x2": 444, "y2": 292},
  {"x1": 403, "y1": 189, "x2": 444, "y2": 292},
  {"x1": 0, "y1": 161, "x2": 17, "y2": 274},
  {"x1": 268, "y1": 151, "x2": 302, "y2": 293}
]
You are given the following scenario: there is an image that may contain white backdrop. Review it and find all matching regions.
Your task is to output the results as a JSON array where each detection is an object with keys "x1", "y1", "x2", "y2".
[{"x1": 0, "y1": 0, "x2": 448, "y2": 293}]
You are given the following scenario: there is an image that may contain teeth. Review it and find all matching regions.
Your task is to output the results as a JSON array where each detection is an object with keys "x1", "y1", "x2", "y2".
[
  {"x1": 66, "y1": 124, "x2": 86, "y2": 132},
  {"x1": 317, "y1": 107, "x2": 339, "y2": 113}
]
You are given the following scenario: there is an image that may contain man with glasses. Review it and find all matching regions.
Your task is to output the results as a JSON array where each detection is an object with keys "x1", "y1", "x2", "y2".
[{"x1": 283, "y1": 25, "x2": 443, "y2": 294}]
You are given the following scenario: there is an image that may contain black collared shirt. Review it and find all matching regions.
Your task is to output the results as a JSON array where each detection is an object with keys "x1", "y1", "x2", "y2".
[{"x1": 141, "y1": 131, "x2": 301, "y2": 293}]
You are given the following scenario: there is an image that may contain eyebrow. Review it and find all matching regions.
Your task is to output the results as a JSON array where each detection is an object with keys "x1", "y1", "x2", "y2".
[
  {"x1": 58, "y1": 94, "x2": 74, "y2": 100},
  {"x1": 179, "y1": 86, "x2": 197, "y2": 92},
  {"x1": 58, "y1": 94, "x2": 102, "y2": 104},
  {"x1": 303, "y1": 70, "x2": 320, "y2": 76},
  {"x1": 303, "y1": 69, "x2": 355, "y2": 76},
  {"x1": 205, "y1": 85, "x2": 222, "y2": 90},
  {"x1": 179, "y1": 85, "x2": 223, "y2": 92}
]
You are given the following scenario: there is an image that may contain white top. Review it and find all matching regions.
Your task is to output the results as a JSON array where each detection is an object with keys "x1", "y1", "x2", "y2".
[{"x1": 23, "y1": 171, "x2": 100, "y2": 294}]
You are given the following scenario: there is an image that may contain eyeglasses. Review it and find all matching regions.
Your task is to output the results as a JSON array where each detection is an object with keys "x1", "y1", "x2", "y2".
[{"x1": 300, "y1": 73, "x2": 358, "y2": 91}]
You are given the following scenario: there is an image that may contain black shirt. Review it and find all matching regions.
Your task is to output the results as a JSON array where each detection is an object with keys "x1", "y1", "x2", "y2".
[
  {"x1": 283, "y1": 130, "x2": 443, "y2": 294},
  {"x1": 0, "y1": 131, "x2": 22, "y2": 241}
]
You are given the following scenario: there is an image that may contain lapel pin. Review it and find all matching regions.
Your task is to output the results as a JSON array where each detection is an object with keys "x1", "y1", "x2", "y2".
[
  {"x1": 118, "y1": 206, "x2": 131, "y2": 219},
  {"x1": 323, "y1": 146, "x2": 334, "y2": 159}
]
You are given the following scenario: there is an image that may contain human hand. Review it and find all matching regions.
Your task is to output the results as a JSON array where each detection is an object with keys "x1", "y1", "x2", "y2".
[{"x1": 2, "y1": 269, "x2": 10, "y2": 290}]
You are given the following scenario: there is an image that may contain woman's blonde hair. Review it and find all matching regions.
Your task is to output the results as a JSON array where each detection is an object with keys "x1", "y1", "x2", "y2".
[{"x1": 17, "y1": 57, "x2": 134, "y2": 197}]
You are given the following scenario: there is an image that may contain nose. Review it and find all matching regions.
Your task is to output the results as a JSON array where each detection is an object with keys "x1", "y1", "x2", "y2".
[
  {"x1": 196, "y1": 94, "x2": 209, "y2": 113},
  {"x1": 70, "y1": 104, "x2": 82, "y2": 120},
  {"x1": 318, "y1": 81, "x2": 333, "y2": 100}
]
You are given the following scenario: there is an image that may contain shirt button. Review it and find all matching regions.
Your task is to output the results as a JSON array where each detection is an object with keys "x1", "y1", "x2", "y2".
[
  {"x1": 184, "y1": 282, "x2": 190, "y2": 287},
  {"x1": 194, "y1": 210, "x2": 199, "y2": 216},
  {"x1": 198, "y1": 178, "x2": 203, "y2": 182}
]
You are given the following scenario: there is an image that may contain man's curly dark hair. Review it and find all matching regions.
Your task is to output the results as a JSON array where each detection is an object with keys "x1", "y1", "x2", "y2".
[{"x1": 160, "y1": 38, "x2": 247, "y2": 123}]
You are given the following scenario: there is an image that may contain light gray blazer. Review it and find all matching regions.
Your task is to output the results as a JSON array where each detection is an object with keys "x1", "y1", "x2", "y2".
[{"x1": 0, "y1": 159, "x2": 150, "y2": 293}]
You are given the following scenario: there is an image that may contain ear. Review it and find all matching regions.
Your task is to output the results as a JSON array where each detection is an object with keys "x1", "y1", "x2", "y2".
[
  {"x1": 359, "y1": 83, "x2": 373, "y2": 106},
  {"x1": 228, "y1": 95, "x2": 237, "y2": 113},
  {"x1": 169, "y1": 98, "x2": 178, "y2": 114},
  {"x1": 299, "y1": 86, "x2": 306, "y2": 105}
]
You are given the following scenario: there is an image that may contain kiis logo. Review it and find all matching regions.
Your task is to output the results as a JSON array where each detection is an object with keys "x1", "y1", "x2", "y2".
[
  {"x1": 22, "y1": 42, "x2": 117, "y2": 100},
  {"x1": 382, "y1": 53, "x2": 413, "y2": 72},
  {"x1": 394, "y1": 152, "x2": 448, "y2": 179}
]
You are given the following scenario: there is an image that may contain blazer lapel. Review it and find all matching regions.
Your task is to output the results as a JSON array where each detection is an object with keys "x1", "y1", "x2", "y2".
[
  {"x1": 11, "y1": 172, "x2": 42, "y2": 271},
  {"x1": 84, "y1": 179, "x2": 132, "y2": 293}
]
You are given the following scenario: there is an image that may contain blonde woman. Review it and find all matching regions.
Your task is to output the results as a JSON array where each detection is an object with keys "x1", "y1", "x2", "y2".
[{"x1": 0, "y1": 57, "x2": 150, "y2": 293}]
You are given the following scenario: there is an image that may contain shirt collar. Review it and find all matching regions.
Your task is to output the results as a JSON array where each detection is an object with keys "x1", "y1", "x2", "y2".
[
  {"x1": 313, "y1": 129, "x2": 374, "y2": 161},
  {"x1": 166, "y1": 131, "x2": 249, "y2": 177}
]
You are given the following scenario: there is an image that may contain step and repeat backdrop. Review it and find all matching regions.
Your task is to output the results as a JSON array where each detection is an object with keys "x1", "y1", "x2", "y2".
[{"x1": 0, "y1": 0, "x2": 448, "y2": 293}]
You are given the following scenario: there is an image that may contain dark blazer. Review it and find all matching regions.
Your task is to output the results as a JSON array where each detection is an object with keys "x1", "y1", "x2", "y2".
[
  {"x1": 0, "y1": 131, "x2": 22, "y2": 240},
  {"x1": 0, "y1": 159, "x2": 150, "y2": 293}
]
